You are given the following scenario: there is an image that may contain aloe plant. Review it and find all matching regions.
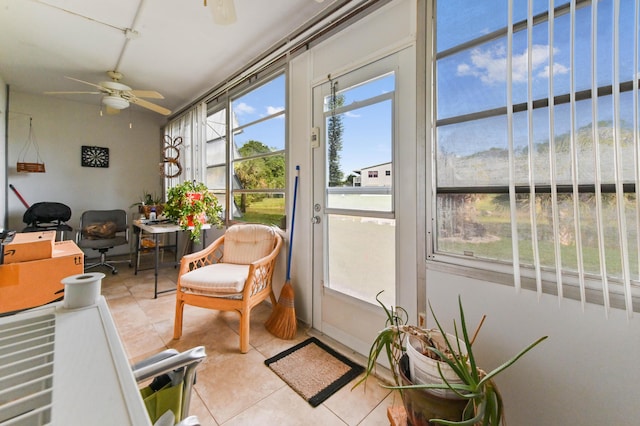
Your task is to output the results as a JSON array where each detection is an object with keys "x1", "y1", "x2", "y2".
[{"x1": 355, "y1": 291, "x2": 548, "y2": 426}]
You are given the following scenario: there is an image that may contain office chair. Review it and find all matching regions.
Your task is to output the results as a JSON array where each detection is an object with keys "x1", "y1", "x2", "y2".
[
  {"x1": 22, "y1": 201, "x2": 73, "y2": 240},
  {"x1": 77, "y1": 209, "x2": 131, "y2": 274}
]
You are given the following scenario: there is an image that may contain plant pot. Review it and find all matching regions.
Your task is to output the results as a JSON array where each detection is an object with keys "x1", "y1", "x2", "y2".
[
  {"x1": 186, "y1": 213, "x2": 206, "y2": 227},
  {"x1": 406, "y1": 332, "x2": 466, "y2": 399},
  {"x1": 399, "y1": 355, "x2": 467, "y2": 426},
  {"x1": 184, "y1": 192, "x2": 205, "y2": 226},
  {"x1": 186, "y1": 192, "x2": 202, "y2": 202},
  {"x1": 140, "y1": 204, "x2": 164, "y2": 219}
]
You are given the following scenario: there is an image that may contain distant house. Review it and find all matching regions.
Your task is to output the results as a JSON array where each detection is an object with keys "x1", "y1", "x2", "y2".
[{"x1": 358, "y1": 162, "x2": 392, "y2": 187}]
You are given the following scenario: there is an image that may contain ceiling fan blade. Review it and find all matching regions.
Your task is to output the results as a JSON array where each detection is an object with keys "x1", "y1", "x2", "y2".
[
  {"x1": 129, "y1": 90, "x2": 164, "y2": 99},
  {"x1": 44, "y1": 91, "x2": 102, "y2": 95},
  {"x1": 130, "y1": 98, "x2": 172, "y2": 116},
  {"x1": 65, "y1": 76, "x2": 109, "y2": 92},
  {"x1": 105, "y1": 106, "x2": 121, "y2": 115}
]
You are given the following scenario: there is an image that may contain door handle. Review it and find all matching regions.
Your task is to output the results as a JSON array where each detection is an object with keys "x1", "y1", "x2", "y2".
[{"x1": 311, "y1": 216, "x2": 321, "y2": 224}]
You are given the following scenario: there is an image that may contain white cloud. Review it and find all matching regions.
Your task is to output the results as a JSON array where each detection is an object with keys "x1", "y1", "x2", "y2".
[
  {"x1": 537, "y1": 62, "x2": 569, "y2": 78},
  {"x1": 267, "y1": 105, "x2": 284, "y2": 115},
  {"x1": 456, "y1": 44, "x2": 569, "y2": 84},
  {"x1": 234, "y1": 102, "x2": 255, "y2": 115},
  {"x1": 512, "y1": 44, "x2": 551, "y2": 82}
]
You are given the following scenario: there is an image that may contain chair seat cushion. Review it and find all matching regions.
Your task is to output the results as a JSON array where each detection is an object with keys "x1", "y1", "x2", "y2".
[
  {"x1": 78, "y1": 236, "x2": 127, "y2": 250},
  {"x1": 180, "y1": 263, "x2": 250, "y2": 294}
]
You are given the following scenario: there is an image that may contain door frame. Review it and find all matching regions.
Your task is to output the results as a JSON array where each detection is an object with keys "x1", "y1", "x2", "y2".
[{"x1": 310, "y1": 47, "x2": 418, "y2": 356}]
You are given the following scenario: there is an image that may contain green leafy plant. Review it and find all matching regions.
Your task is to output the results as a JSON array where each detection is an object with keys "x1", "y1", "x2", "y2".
[
  {"x1": 355, "y1": 291, "x2": 548, "y2": 425},
  {"x1": 164, "y1": 181, "x2": 223, "y2": 242},
  {"x1": 130, "y1": 190, "x2": 163, "y2": 208}
]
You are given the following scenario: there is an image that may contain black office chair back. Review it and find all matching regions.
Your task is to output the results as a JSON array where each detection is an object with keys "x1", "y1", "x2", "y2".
[
  {"x1": 23, "y1": 202, "x2": 72, "y2": 227},
  {"x1": 22, "y1": 202, "x2": 73, "y2": 240}
]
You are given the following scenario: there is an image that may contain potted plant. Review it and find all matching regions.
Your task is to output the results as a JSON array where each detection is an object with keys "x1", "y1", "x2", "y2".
[
  {"x1": 164, "y1": 181, "x2": 223, "y2": 242},
  {"x1": 130, "y1": 191, "x2": 165, "y2": 219},
  {"x1": 354, "y1": 291, "x2": 547, "y2": 425}
]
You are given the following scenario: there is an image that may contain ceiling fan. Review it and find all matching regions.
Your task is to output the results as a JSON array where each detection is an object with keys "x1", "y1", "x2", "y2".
[{"x1": 44, "y1": 71, "x2": 172, "y2": 116}]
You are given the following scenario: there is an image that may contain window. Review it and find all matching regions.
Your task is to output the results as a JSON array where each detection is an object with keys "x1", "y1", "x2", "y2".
[
  {"x1": 205, "y1": 106, "x2": 227, "y2": 220},
  {"x1": 320, "y1": 70, "x2": 396, "y2": 306},
  {"x1": 386, "y1": 170, "x2": 391, "y2": 176},
  {"x1": 432, "y1": 0, "x2": 639, "y2": 315},
  {"x1": 205, "y1": 73, "x2": 286, "y2": 226}
]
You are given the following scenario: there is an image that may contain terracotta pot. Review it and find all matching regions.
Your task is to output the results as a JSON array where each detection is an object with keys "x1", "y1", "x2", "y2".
[{"x1": 399, "y1": 355, "x2": 468, "y2": 426}]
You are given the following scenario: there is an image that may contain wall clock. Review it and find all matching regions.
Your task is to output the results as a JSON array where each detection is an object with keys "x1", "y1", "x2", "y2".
[{"x1": 81, "y1": 145, "x2": 109, "y2": 168}]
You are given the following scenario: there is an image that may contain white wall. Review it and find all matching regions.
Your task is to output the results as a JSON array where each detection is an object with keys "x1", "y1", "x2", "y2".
[
  {"x1": 1, "y1": 75, "x2": 6, "y2": 230},
  {"x1": 426, "y1": 270, "x2": 640, "y2": 425},
  {"x1": 6, "y1": 91, "x2": 164, "y2": 256}
]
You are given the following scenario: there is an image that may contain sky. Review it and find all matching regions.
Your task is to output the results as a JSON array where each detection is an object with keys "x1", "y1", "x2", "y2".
[
  {"x1": 324, "y1": 74, "x2": 394, "y2": 175},
  {"x1": 436, "y1": 0, "x2": 640, "y2": 166},
  {"x1": 437, "y1": 1, "x2": 630, "y2": 121}
]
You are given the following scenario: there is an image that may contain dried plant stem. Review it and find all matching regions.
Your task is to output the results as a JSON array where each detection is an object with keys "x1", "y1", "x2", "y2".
[{"x1": 470, "y1": 314, "x2": 486, "y2": 346}]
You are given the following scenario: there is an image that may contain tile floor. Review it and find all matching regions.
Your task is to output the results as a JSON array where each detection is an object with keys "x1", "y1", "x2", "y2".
[{"x1": 100, "y1": 257, "x2": 401, "y2": 425}]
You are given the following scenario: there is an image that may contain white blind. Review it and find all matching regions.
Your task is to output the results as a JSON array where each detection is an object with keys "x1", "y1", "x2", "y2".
[{"x1": 163, "y1": 103, "x2": 206, "y2": 191}]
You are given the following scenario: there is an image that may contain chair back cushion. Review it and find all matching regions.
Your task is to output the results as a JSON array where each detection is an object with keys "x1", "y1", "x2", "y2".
[
  {"x1": 223, "y1": 224, "x2": 277, "y2": 265},
  {"x1": 23, "y1": 202, "x2": 72, "y2": 225}
]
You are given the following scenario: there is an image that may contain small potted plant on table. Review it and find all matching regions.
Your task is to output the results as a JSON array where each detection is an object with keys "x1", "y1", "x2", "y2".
[
  {"x1": 164, "y1": 181, "x2": 223, "y2": 242},
  {"x1": 354, "y1": 292, "x2": 547, "y2": 425},
  {"x1": 130, "y1": 191, "x2": 165, "y2": 219}
]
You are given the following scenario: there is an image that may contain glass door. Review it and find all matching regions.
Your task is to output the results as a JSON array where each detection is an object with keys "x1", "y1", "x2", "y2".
[{"x1": 312, "y1": 53, "x2": 403, "y2": 356}]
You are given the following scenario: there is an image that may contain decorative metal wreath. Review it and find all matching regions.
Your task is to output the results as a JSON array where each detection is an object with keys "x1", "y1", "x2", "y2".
[{"x1": 160, "y1": 135, "x2": 183, "y2": 178}]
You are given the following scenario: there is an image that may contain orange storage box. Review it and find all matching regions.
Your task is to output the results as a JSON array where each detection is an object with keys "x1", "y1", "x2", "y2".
[
  {"x1": 0, "y1": 240, "x2": 84, "y2": 314},
  {"x1": 2, "y1": 230, "x2": 56, "y2": 264}
]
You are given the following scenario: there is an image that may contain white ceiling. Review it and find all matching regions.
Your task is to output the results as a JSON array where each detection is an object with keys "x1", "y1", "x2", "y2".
[{"x1": 0, "y1": 0, "x2": 333, "y2": 117}]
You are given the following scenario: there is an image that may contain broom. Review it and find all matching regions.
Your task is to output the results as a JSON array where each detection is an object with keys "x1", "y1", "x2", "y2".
[{"x1": 265, "y1": 165, "x2": 299, "y2": 339}]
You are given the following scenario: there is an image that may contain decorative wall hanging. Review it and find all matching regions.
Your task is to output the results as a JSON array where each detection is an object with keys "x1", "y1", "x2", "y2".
[
  {"x1": 17, "y1": 117, "x2": 46, "y2": 173},
  {"x1": 81, "y1": 145, "x2": 110, "y2": 168},
  {"x1": 160, "y1": 135, "x2": 183, "y2": 178}
]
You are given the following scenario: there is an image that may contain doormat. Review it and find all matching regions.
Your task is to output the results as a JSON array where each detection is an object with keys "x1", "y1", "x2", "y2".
[{"x1": 264, "y1": 337, "x2": 364, "y2": 407}]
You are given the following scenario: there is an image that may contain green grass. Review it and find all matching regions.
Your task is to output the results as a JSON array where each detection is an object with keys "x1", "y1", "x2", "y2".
[{"x1": 235, "y1": 197, "x2": 285, "y2": 227}]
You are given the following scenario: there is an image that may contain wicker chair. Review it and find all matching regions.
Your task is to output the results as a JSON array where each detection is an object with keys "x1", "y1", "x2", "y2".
[{"x1": 173, "y1": 224, "x2": 283, "y2": 353}]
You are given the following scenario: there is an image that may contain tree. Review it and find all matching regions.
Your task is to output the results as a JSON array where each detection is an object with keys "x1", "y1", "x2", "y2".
[
  {"x1": 235, "y1": 140, "x2": 285, "y2": 211},
  {"x1": 328, "y1": 92, "x2": 345, "y2": 187},
  {"x1": 344, "y1": 173, "x2": 358, "y2": 186}
]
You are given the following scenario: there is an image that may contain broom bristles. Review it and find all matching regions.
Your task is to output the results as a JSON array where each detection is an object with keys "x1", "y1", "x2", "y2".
[{"x1": 265, "y1": 280, "x2": 297, "y2": 340}]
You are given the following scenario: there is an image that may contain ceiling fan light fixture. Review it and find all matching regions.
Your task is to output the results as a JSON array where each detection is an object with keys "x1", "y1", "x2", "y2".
[
  {"x1": 209, "y1": 0, "x2": 236, "y2": 25},
  {"x1": 102, "y1": 95, "x2": 129, "y2": 110}
]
